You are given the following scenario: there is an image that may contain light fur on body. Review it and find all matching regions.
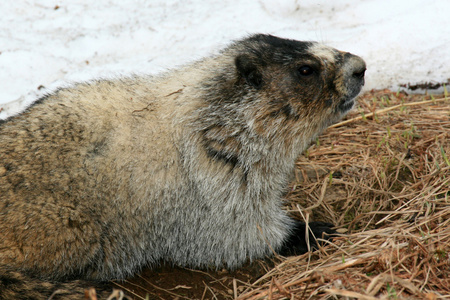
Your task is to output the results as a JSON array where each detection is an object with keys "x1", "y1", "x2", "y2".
[{"x1": 0, "y1": 34, "x2": 365, "y2": 298}]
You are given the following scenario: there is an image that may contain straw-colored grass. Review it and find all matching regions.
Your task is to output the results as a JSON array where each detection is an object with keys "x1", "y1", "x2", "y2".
[{"x1": 236, "y1": 89, "x2": 450, "y2": 299}]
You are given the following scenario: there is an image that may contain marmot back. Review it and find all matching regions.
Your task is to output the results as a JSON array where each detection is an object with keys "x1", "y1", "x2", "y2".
[{"x1": 0, "y1": 34, "x2": 365, "y2": 299}]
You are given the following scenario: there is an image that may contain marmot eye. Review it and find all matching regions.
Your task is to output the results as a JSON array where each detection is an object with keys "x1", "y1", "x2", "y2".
[{"x1": 298, "y1": 65, "x2": 314, "y2": 76}]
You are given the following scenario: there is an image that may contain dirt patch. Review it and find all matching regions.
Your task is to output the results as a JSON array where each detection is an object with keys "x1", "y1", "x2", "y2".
[
  {"x1": 399, "y1": 79, "x2": 450, "y2": 91},
  {"x1": 92, "y1": 89, "x2": 449, "y2": 299},
  {"x1": 111, "y1": 262, "x2": 272, "y2": 300}
]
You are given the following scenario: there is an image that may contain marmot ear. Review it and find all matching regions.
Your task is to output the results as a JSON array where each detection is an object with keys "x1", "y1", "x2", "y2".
[{"x1": 235, "y1": 55, "x2": 263, "y2": 89}]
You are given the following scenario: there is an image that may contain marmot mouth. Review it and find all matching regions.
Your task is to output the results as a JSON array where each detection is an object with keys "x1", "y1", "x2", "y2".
[{"x1": 338, "y1": 97, "x2": 355, "y2": 113}]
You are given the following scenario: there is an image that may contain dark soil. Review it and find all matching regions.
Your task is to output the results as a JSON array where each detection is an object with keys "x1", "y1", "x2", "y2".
[
  {"x1": 399, "y1": 79, "x2": 450, "y2": 91},
  {"x1": 112, "y1": 261, "x2": 273, "y2": 299}
]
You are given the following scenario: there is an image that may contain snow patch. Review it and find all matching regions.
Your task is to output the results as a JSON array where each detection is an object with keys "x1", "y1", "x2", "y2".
[{"x1": 1, "y1": 0, "x2": 448, "y2": 118}]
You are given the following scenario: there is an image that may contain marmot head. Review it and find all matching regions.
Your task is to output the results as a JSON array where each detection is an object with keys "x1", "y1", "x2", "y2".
[{"x1": 227, "y1": 34, "x2": 366, "y2": 134}]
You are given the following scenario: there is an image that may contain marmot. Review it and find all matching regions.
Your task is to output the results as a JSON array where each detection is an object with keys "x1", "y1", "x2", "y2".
[{"x1": 0, "y1": 34, "x2": 365, "y2": 299}]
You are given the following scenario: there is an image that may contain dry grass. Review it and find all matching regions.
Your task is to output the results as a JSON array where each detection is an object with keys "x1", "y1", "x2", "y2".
[{"x1": 236, "y1": 89, "x2": 450, "y2": 299}]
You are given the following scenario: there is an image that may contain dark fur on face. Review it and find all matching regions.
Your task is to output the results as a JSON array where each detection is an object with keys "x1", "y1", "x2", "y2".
[{"x1": 199, "y1": 34, "x2": 365, "y2": 167}]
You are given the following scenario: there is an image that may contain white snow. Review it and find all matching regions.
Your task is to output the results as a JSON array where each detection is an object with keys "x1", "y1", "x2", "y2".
[{"x1": 1, "y1": 0, "x2": 449, "y2": 118}]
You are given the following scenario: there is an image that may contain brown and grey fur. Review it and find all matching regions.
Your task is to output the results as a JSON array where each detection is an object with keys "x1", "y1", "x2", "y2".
[{"x1": 0, "y1": 34, "x2": 365, "y2": 298}]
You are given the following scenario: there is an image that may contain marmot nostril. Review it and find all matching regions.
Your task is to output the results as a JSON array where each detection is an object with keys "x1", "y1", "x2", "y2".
[{"x1": 353, "y1": 68, "x2": 366, "y2": 79}]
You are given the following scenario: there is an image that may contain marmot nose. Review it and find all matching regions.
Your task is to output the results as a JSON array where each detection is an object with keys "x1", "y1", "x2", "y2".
[
  {"x1": 344, "y1": 53, "x2": 366, "y2": 98},
  {"x1": 345, "y1": 53, "x2": 366, "y2": 85}
]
